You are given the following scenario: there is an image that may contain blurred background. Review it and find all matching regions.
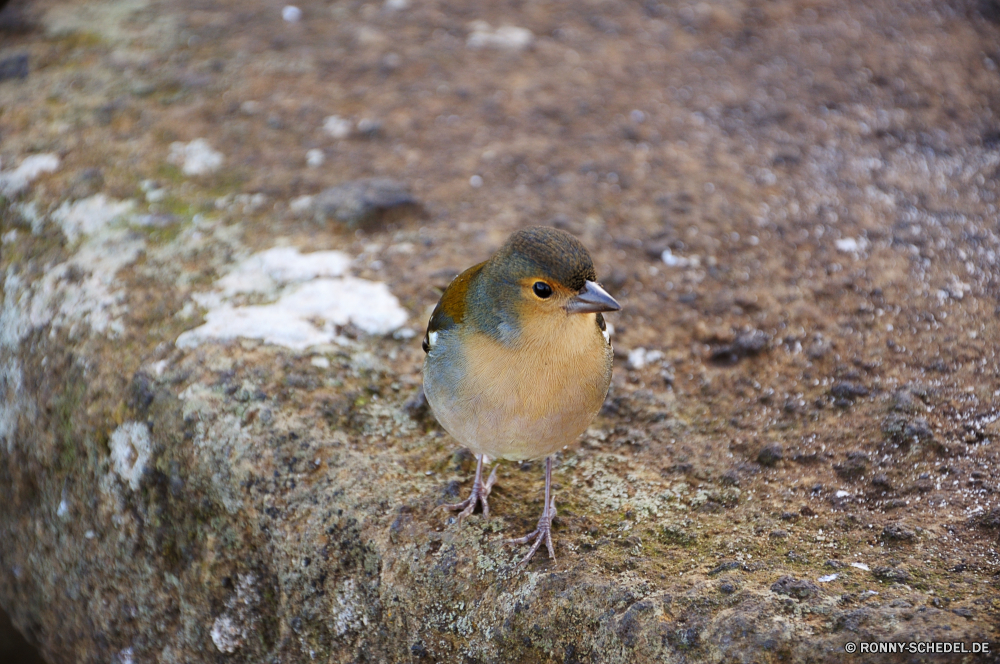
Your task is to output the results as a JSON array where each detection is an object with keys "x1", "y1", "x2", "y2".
[{"x1": 2, "y1": 0, "x2": 999, "y2": 660}]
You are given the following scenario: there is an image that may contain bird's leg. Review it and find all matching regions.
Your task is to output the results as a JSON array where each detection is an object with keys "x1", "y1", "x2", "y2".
[
  {"x1": 508, "y1": 456, "x2": 557, "y2": 565},
  {"x1": 442, "y1": 454, "x2": 497, "y2": 522}
]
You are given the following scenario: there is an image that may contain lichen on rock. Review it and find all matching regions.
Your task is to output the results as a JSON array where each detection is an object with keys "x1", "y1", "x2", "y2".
[
  {"x1": 109, "y1": 421, "x2": 152, "y2": 491},
  {"x1": 2, "y1": 0, "x2": 1000, "y2": 662}
]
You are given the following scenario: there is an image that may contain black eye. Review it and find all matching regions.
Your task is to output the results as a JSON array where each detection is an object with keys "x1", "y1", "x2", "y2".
[{"x1": 532, "y1": 282, "x2": 553, "y2": 299}]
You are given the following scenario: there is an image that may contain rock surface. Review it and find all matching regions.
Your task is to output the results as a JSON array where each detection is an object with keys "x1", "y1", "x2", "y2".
[{"x1": 2, "y1": 0, "x2": 1000, "y2": 662}]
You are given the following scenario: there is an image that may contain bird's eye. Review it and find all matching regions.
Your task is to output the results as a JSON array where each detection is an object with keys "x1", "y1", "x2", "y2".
[{"x1": 532, "y1": 282, "x2": 553, "y2": 299}]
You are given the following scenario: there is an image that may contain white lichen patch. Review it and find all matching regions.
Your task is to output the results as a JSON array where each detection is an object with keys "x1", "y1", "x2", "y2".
[
  {"x1": 0, "y1": 272, "x2": 31, "y2": 453},
  {"x1": 51, "y1": 194, "x2": 136, "y2": 243},
  {"x1": 177, "y1": 247, "x2": 408, "y2": 349},
  {"x1": 210, "y1": 573, "x2": 258, "y2": 653},
  {"x1": 573, "y1": 455, "x2": 686, "y2": 520},
  {"x1": 0, "y1": 153, "x2": 60, "y2": 197},
  {"x1": 210, "y1": 613, "x2": 243, "y2": 653},
  {"x1": 213, "y1": 246, "x2": 351, "y2": 298},
  {"x1": 175, "y1": 394, "x2": 252, "y2": 513},
  {"x1": 361, "y1": 398, "x2": 418, "y2": 440},
  {"x1": 109, "y1": 421, "x2": 152, "y2": 491},
  {"x1": 331, "y1": 578, "x2": 368, "y2": 636},
  {"x1": 168, "y1": 139, "x2": 224, "y2": 176},
  {"x1": 1, "y1": 194, "x2": 146, "y2": 341},
  {"x1": 37, "y1": 229, "x2": 144, "y2": 337},
  {"x1": 235, "y1": 573, "x2": 259, "y2": 606},
  {"x1": 491, "y1": 572, "x2": 541, "y2": 628},
  {"x1": 2, "y1": 197, "x2": 144, "y2": 449},
  {"x1": 43, "y1": 0, "x2": 176, "y2": 47},
  {"x1": 0, "y1": 356, "x2": 24, "y2": 453},
  {"x1": 14, "y1": 201, "x2": 45, "y2": 234},
  {"x1": 193, "y1": 410, "x2": 252, "y2": 458}
]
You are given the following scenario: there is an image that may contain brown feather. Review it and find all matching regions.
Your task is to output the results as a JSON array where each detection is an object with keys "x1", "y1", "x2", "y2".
[{"x1": 423, "y1": 261, "x2": 485, "y2": 351}]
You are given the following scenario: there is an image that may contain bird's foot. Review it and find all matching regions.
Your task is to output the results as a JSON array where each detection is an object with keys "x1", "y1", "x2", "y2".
[
  {"x1": 508, "y1": 495, "x2": 557, "y2": 566},
  {"x1": 442, "y1": 463, "x2": 497, "y2": 522}
]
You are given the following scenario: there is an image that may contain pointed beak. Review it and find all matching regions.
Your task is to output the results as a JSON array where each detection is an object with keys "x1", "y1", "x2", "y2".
[{"x1": 566, "y1": 280, "x2": 621, "y2": 314}]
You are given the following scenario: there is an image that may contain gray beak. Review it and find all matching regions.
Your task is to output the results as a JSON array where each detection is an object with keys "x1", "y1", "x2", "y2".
[{"x1": 566, "y1": 280, "x2": 621, "y2": 314}]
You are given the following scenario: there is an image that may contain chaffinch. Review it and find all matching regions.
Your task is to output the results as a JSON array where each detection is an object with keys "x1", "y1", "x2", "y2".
[{"x1": 422, "y1": 226, "x2": 620, "y2": 564}]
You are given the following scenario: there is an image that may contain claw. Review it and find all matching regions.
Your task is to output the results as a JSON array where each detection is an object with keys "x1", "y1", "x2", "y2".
[
  {"x1": 508, "y1": 495, "x2": 556, "y2": 565},
  {"x1": 508, "y1": 456, "x2": 558, "y2": 566},
  {"x1": 442, "y1": 455, "x2": 496, "y2": 522}
]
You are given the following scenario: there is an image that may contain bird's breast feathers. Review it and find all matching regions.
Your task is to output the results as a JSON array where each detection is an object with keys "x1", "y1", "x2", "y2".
[{"x1": 424, "y1": 310, "x2": 613, "y2": 460}]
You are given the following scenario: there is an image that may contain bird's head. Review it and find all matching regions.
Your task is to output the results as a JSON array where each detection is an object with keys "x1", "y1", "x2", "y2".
[{"x1": 482, "y1": 226, "x2": 621, "y2": 323}]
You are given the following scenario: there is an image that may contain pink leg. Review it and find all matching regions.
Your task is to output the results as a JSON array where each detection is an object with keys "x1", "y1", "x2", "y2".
[
  {"x1": 442, "y1": 454, "x2": 498, "y2": 522},
  {"x1": 508, "y1": 456, "x2": 557, "y2": 565}
]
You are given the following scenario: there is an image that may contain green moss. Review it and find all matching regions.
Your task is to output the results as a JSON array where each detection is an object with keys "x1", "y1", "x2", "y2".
[
  {"x1": 656, "y1": 524, "x2": 697, "y2": 547},
  {"x1": 57, "y1": 31, "x2": 106, "y2": 49},
  {"x1": 0, "y1": 208, "x2": 68, "y2": 267},
  {"x1": 206, "y1": 169, "x2": 251, "y2": 197},
  {"x1": 155, "y1": 163, "x2": 186, "y2": 184},
  {"x1": 53, "y1": 379, "x2": 87, "y2": 473},
  {"x1": 130, "y1": 207, "x2": 187, "y2": 245}
]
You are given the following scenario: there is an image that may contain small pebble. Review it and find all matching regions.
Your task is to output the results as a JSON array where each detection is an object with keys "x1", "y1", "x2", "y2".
[
  {"x1": 323, "y1": 115, "x2": 352, "y2": 139},
  {"x1": 289, "y1": 195, "x2": 315, "y2": 214},
  {"x1": 282, "y1": 5, "x2": 302, "y2": 22},
  {"x1": 661, "y1": 248, "x2": 686, "y2": 267},
  {"x1": 313, "y1": 177, "x2": 417, "y2": 228},
  {"x1": 466, "y1": 22, "x2": 534, "y2": 51},
  {"x1": 757, "y1": 443, "x2": 783, "y2": 467},
  {"x1": 382, "y1": 52, "x2": 403, "y2": 70},
  {"x1": 0, "y1": 53, "x2": 29, "y2": 82},
  {"x1": 835, "y1": 237, "x2": 866, "y2": 253},
  {"x1": 626, "y1": 347, "x2": 664, "y2": 370},
  {"x1": 356, "y1": 118, "x2": 382, "y2": 137},
  {"x1": 306, "y1": 149, "x2": 325, "y2": 167}
]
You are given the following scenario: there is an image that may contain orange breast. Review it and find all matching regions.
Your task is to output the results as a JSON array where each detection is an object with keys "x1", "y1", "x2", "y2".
[{"x1": 424, "y1": 310, "x2": 613, "y2": 460}]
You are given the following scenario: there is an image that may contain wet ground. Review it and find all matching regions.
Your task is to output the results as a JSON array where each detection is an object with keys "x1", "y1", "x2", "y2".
[{"x1": 2, "y1": 0, "x2": 1000, "y2": 661}]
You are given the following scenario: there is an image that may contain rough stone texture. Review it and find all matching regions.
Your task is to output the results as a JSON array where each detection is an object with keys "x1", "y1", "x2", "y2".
[{"x1": 2, "y1": 0, "x2": 1000, "y2": 663}]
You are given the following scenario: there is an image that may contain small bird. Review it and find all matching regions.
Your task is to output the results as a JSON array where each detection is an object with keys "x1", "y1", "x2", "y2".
[{"x1": 422, "y1": 226, "x2": 620, "y2": 564}]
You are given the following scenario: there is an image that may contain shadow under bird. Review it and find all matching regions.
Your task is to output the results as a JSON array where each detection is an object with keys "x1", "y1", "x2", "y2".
[{"x1": 421, "y1": 226, "x2": 621, "y2": 564}]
